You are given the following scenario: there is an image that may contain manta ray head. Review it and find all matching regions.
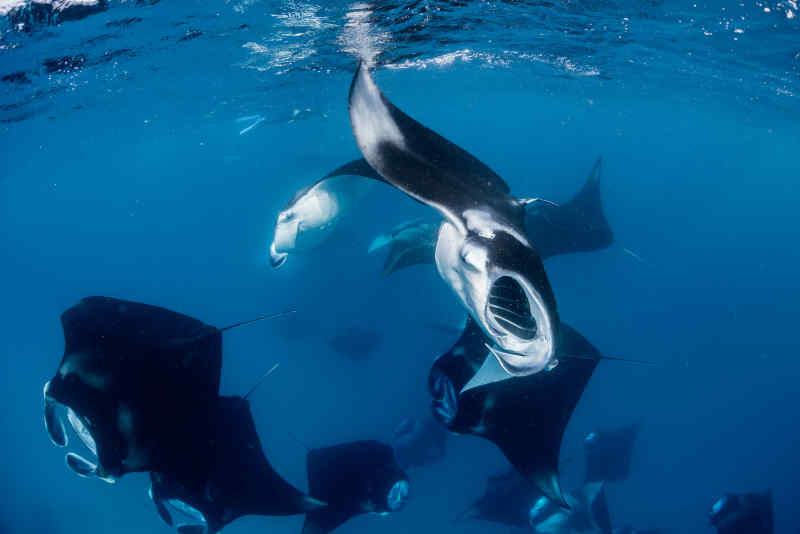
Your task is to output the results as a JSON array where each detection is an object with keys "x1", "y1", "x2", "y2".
[
  {"x1": 269, "y1": 183, "x2": 343, "y2": 268},
  {"x1": 269, "y1": 209, "x2": 300, "y2": 268},
  {"x1": 435, "y1": 221, "x2": 557, "y2": 377},
  {"x1": 43, "y1": 354, "x2": 134, "y2": 482}
]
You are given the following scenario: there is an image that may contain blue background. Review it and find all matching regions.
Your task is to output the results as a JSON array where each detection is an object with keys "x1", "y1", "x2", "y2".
[{"x1": 1, "y1": 1, "x2": 798, "y2": 533}]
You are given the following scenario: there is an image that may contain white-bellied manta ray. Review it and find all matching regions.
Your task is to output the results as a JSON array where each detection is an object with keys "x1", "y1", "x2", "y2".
[
  {"x1": 42, "y1": 296, "x2": 292, "y2": 483},
  {"x1": 269, "y1": 159, "x2": 383, "y2": 268},
  {"x1": 348, "y1": 62, "x2": 563, "y2": 379}
]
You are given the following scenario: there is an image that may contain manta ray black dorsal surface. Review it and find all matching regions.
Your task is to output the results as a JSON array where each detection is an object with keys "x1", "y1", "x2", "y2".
[
  {"x1": 44, "y1": 296, "x2": 223, "y2": 481},
  {"x1": 348, "y1": 62, "x2": 520, "y2": 232},
  {"x1": 525, "y1": 156, "x2": 613, "y2": 259},
  {"x1": 429, "y1": 320, "x2": 599, "y2": 507},
  {"x1": 303, "y1": 440, "x2": 409, "y2": 534},
  {"x1": 150, "y1": 396, "x2": 322, "y2": 533},
  {"x1": 584, "y1": 422, "x2": 641, "y2": 483}
]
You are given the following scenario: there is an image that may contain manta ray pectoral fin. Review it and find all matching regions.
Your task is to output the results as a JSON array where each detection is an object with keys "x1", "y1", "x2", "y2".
[{"x1": 348, "y1": 62, "x2": 516, "y2": 231}]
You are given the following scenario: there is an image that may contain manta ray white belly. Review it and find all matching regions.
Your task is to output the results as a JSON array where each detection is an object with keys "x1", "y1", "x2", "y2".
[
  {"x1": 434, "y1": 221, "x2": 555, "y2": 379},
  {"x1": 270, "y1": 175, "x2": 373, "y2": 267}
]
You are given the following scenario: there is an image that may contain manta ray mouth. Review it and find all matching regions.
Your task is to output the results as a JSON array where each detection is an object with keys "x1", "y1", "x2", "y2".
[
  {"x1": 42, "y1": 381, "x2": 115, "y2": 484},
  {"x1": 487, "y1": 276, "x2": 537, "y2": 340}
]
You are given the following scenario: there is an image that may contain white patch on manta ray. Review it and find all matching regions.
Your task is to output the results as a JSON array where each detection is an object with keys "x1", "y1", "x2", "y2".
[
  {"x1": 460, "y1": 350, "x2": 507, "y2": 392},
  {"x1": 462, "y1": 208, "x2": 530, "y2": 247},
  {"x1": 349, "y1": 66, "x2": 405, "y2": 164}
]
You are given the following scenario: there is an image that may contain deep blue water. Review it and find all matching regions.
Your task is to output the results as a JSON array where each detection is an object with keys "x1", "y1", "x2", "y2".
[{"x1": 1, "y1": 1, "x2": 799, "y2": 533}]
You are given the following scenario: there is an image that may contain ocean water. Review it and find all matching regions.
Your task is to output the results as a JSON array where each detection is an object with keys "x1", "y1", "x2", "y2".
[{"x1": 1, "y1": 1, "x2": 799, "y2": 533}]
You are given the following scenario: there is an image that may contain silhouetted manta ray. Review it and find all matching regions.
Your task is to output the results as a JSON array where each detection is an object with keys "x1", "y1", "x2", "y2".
[
  {"x1": 149, "y1": 395, "x2": 324, "y2": 534},
  {"x1": 428, "y1": 317, "x2": 600, "y2": 507},
  {"x1": 369, "y1": 157, "x2": 612, "y2": 277},
  {"x1": 349, "y1": 62, "x2": 563, "y2": 378},
  {"x1": 708, "y1": 491, "x2": 773, "y2": 534},
  {"x1": 327, "y1": 327, "x2": 383, "y2": 361},
  {"x1": 583, "y1": 423, "x2": 641, "y2": 483},
  {"x1": 42, "y1": 296, "x2": 291, "y2": 483},
  {"x1": 302, "y1": 440, "x2": 409, "y2": 534},
  {"x1": 392, "y1": 415, "x2": 448, "y2": 469}
]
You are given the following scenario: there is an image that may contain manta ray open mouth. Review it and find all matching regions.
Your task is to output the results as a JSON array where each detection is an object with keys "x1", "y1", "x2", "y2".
[{"x1": 487, "y1": 276, "x2": 537, "y2": 340}]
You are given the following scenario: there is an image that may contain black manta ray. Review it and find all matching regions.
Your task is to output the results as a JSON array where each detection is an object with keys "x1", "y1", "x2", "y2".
[
  {"x1": 583, "y1": 423, "x2": 641, "y2": 483},
  {"x1": 708, "y1": 491, "x2": 773, "y2": 534},
  {"x1": 303, "y1": 440, "x2": 409, "y2": 534},
  {"x1": 457, "y1": 469, "x2": 542, "y2": 528},
  {"x1": 349, "y1": 62, "x2": 563, "y2": 379},
  {"x1": 149, "y1": 395, "x2": 324, "y2": 534},
  {"x1": 368, "y1": 157, "x2": 612, "y2": 277},
  {"x1": 42, "y1": 296, "x2": 290, "y2": 483},
  {"x1": 428, "y1": 317, "x2": 600, "y2": 506}
]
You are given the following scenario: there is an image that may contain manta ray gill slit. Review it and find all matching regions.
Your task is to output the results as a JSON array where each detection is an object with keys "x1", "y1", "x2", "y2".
[{"x1": 487, "y1": 276, "x2": 538, "y2": 341}]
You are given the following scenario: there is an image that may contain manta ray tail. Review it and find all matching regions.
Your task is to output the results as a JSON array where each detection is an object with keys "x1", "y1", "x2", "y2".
[
  {"x1": 560, "y1": 353, "x2": 657, "y2": 366},
  {"x1": 219, "y1": 309, "x2": 297, "y2": 332},
  {"x1": 242, "y1": 363, "x2": 280, "y2": 400}
]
